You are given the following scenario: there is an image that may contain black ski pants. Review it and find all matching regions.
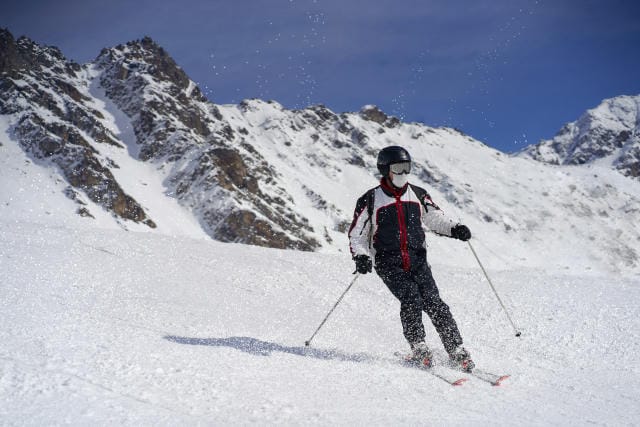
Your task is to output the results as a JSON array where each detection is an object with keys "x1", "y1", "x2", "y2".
[{"x1": 377, "y1": 262, "x2": 463, "y2": 354}]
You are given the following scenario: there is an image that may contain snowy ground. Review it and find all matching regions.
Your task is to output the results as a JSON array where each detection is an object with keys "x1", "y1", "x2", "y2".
[{"x1": 1, "y1": 220, "x2": 638, "y2": 425}]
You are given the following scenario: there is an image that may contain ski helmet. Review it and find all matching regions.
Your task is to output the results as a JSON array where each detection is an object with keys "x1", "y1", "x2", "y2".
[{"x1": 376, "y1": 146, "x2": 411, "y2": 176}]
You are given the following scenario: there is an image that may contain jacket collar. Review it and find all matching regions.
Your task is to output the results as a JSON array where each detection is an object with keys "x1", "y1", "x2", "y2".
[{"x1": 380, "y1": 177, "x2": 409, "y2": 198}]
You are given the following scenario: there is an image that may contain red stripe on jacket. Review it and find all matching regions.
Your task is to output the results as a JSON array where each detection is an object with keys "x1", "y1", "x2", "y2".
[{"x1": 380, "y1": 179, "x2": 411, "y2": 271}]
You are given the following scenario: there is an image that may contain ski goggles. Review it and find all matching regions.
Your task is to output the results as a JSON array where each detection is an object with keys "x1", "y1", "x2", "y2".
[{"x1": 389, "y1": 162, "x2": 411, "y2": 175}]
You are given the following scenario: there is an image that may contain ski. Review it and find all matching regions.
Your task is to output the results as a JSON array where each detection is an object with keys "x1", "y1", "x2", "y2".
[
  {"x1": 396, "y1": 351, "x2": 510, "y2": 387},
  {"x1": 395, "y1": 352, "x2": 467, "y2": 386},
  {"x1": 466, "y1": 368, "x2": 510, "y2": 386},
  {"x1": 446, "y1": 361, "x2": 510, "y2": 386}
]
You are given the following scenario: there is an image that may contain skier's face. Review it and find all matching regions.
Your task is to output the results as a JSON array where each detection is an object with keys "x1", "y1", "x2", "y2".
[{"x1": 389, "y1": 162, "x2": 410, "y2": 188}]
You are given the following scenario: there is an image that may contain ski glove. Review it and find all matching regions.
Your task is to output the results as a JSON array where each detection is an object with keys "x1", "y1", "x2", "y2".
[
  {"x1": 354, "y1": 255, "x2": 372, "y2": 274},
  {"x1": 451, "y1": 224, "x2": 471, "y2": 241}
]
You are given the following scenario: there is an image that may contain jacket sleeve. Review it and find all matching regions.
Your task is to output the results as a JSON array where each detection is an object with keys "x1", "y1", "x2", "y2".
[
  {"x1": 348, "y1": 192, "x2": 372, "y2": 258},
  {"x1": 419, "y1": 194, "x2": 456, "y2": 236}
]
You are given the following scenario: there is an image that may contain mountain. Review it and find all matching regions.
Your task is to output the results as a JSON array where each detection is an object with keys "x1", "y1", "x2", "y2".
[
  {"x1": 0, "y1": 30, "x2": 157, "y2": 229},
  {"x1": 517, "y1": 95, "x2": 640, "y2": 179},
  {"x1": 1, "y1": 29, "x2": 639, "y2": 273}
]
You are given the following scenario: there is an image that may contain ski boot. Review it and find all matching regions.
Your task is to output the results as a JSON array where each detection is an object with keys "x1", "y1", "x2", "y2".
[
  {"x1": 449, "y1": 345, "x2": 475, "y2": 372},
  {"x1": 409, "y1": 341, "x2": 433, "y2": 368}
]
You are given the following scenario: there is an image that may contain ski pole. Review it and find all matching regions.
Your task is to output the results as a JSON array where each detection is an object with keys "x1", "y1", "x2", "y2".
[
  {"x1": 467, "y1": 240, "x2": 522, "y2": 337},
  {"x1": 305, "y1": 273, "x2": 360, "y2": 347}
]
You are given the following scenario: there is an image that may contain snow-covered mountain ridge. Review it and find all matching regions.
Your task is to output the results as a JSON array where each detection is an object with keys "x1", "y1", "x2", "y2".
[
  {"x1": 518, "y1": 95, "x2": 640, "y2": 179},
  {"x1": 1, "y1": 29, "x2": 639, "y2": 273}
]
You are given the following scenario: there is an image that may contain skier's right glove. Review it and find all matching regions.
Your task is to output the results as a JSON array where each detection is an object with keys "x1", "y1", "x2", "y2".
[{"x1": 354, "y1": 255, "x2": 372, "y2": 274}]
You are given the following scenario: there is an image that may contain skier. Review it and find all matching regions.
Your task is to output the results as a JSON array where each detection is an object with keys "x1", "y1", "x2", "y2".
[{"x1": 348, "y1": 146, "x2": 475, "y2": 371}]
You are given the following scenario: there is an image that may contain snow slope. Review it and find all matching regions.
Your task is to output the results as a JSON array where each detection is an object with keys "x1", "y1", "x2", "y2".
[{"x1": 1, "y1": 219, "x2": 638, "y2": 425}]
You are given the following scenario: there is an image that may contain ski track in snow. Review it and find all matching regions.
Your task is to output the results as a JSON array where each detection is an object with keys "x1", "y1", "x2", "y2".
[{"x1": 1, "y1": 222, "x2": 638, "y2": 425}]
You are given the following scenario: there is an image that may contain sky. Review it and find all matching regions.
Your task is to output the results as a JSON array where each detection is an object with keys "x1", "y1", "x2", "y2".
[{"x1": 3, "y1": 0, "x2": 640, "y2": 153}]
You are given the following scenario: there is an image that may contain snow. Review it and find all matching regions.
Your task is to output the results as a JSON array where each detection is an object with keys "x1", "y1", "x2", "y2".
[
  {"x1": 1, "y1": 216, "x2": 639, "y2": 424},
  {"x1": 0, "y1": 116, "x2": 85, "y2": 227},
  {"x1": 83, "y1": 67, "x2": 209, "y2": 239},
  {"x1": 1, "y1": 42, "x2": 640, "y2": 423}
]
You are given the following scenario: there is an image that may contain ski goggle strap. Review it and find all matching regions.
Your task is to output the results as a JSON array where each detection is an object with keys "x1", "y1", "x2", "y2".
[{"x1": 389, "y1": 162, "x2": 411, "y2": 175}]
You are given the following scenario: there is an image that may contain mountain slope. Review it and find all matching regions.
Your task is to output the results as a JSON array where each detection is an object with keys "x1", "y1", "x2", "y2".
[
  {"x1": 518, "y1": 95, "x2": 640, "y2": 179},
  {"x1": 1, "y1": 29, "x2": 639, "y2": 273},
  {"x1": 0, "y1": 30, "x2": 158, "y2": 229}
]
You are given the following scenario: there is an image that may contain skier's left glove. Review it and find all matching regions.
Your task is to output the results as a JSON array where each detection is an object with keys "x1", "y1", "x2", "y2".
[
  {"x1": 451, "y1": 224, "x2": 471, "y2": 241},
  {"x1": 354, "y1": 255, "x2": 372, "y2": 274}
]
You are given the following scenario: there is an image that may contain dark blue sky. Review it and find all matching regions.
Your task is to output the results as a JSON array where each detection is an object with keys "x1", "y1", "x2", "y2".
[{"x1": 4, "y1": 0, "x2": 640, "y2": 152}]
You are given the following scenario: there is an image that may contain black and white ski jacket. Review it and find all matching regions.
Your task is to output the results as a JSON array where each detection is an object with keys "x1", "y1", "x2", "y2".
[{"x1": 348, "y1": 179, "x2": 456, "y2": 272}]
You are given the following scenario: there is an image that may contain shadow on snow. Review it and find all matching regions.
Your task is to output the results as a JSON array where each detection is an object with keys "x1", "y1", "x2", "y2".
[{"x1": 164, "y1": 335, "x2": 375, "y2": 364}]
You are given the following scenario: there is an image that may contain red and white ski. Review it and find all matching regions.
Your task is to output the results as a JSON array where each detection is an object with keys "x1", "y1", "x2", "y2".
[
  {"x1": 396, "y1": 352, "x2": 510, "y2": 387},
  {"x1": 396, "y1": 352, "x2": 468, "y2": 386},
  {"x1": 466, "y1": 368, "x2": 510, "y2": 386},
  {"x1": 443, "y1": 356, "x2": 511, "y2": 386}
]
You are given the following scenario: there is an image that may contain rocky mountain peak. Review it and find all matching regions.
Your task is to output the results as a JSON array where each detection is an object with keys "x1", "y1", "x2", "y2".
[
  {"x1": 95, "y1": 37, "x2": 216, "y2": 162},
  {"x1": 0, "y1": 28, "x2": 79, "y2": 78},
  {"x1": 96, "y1": 36, "x2": 205, "y2": 102},
  {"x1": 360, "y1": 104, "x2": 400, "y2": 128},
  {"x1": 518, "y1": 95, "x2": 640, "y2": 179},
  {"x1": 0, "y1": 28, "x2": 156, "y2": 228}
]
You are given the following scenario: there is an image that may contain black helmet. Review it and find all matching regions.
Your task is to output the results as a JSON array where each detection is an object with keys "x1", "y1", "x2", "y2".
[{"x1": 377, "y1": 146, "x2": 411, "y2": 176}]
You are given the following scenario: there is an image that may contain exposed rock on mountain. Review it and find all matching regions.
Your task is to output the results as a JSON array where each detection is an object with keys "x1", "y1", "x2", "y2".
[
  {"x1": 0, "y1": 29, "x2": 155, "y2": 227},
  {"x1": 92, "y1": 37, "x2": 319, "y2": 249},
  {"x1": 518, "y1": 95, "x2": 640, "y2": 179}
]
